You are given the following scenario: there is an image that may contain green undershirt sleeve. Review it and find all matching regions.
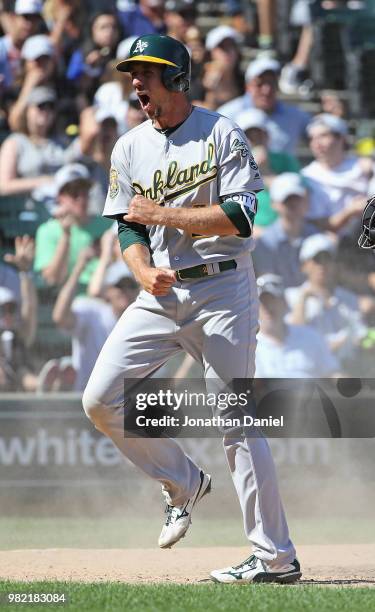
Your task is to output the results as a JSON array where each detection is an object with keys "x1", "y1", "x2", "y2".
[
  {"x1": 219, "y1": 200, "x2": 254, "y2": 238},
  {"x1": 114, "y1": 214, "x2": 150, "y2": 253}
]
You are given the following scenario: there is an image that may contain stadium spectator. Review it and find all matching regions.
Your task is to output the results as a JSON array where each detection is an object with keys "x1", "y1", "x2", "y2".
[
  {"x1": 202, "y1": 25, "x2": 244, "y2": 109},
  {"x1": 34, "y1": 163, "x2": 110, "y2": 287},
  {"x1": 223, "y1": 0, "x2": 258, "y2": 46},
  {"x1": 279, "y1": 0, "x2": 314, "y2": 96},
  {"x1": 117, "y1": 0, "x2": 167, "y2": 39},
  {"x1": 302, "y1": 114, "x2": 373, "y2": 235},
  {"x1": 320, "y1": 90, "x2": 347, "y2": 119},
  {"x1": 0, "y1": 234, "x2": 38, "y2": 391},
  {"x1": 43, "y1": 0, "x2": 85, "y2": 62},
  {"x1": 236, "y1": 109, "x2": 300, "y2": 232},
  {"x1": 164, "y1": 0, "x2": 196, "y2": 44},
  {"x1": 78, "y1": 106, "x2": 119, "y2": 212},
  {"x1": 0, "y1": 0, "x2": 44, "y2": 97},
  {"x1": 286, "y1": 233, "x2": 368, "y2": 368},
  {"x1": 0, "y1": 255, "x2": 21, "y2": 311},
  {"x1": 66, "y1": 11, "x2": 121, "y2": 106},
  {"x1": 255, "y1": 273, "x2": 339, "y2": 377},
  {"x1": 0, "y1": 86, "x2": 82, "y2": 198},
  {"x1": 252, "y1": 173, "x2": 318, "y2": 288},
  {"x1": 184, "y1": 25, "x2": 206, "y2": 102},
  {"x1": 218, "y1": 56, "x2": 311, "y2": 154},
  {"x1": 255, "y1": 0, "x2": 275, "y2": 52},
  {"x1": 93, "y1": 36, "x2": 137, "y2": 133},
  {"x1": 52, "y1": 245, "x2": 139, "y2": 390},
  {"x1": 8, "y1": 35, "x2": 57, "y2": 132}
]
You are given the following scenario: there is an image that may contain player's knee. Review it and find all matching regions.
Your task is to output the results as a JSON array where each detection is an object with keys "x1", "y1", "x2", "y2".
[{"x1": 82, "y1": 388, "x2": 106, "y2": 427}]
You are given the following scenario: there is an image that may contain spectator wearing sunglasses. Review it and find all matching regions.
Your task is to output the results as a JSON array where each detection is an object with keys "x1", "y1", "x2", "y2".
[{"x1": 0, "y1": 86, "x2": 82, "y2": 198}]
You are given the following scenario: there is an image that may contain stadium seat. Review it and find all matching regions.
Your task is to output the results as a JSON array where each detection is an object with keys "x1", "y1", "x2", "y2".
[{"x1": 0, "y1": 195, "x2": 50, "y2": 252}]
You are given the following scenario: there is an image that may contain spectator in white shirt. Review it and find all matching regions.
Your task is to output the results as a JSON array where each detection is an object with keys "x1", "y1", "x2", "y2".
[
  {"x1": 286, "y1": 234, "x2": 368, "y2": 368},
  {"x1": 255, "y1": 273, "x2": 339, "y2": 378},
  {"x1": 302, "y1": 114, "x2": 373, "y2": 235},
  {"x1": 252, "y1": 173, "x2": 318, "y2": 288},
  {"x1": 218, "y1": 56, "x2": 311, "y2": 154}
]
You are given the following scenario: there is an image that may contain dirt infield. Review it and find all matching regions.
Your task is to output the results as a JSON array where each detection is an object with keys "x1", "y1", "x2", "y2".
[{"x1": 1, "y1": 545, "x2": 374, "y2": 585}]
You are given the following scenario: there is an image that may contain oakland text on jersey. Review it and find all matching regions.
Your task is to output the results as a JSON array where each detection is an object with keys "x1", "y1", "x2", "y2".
[{"x1": 132, "y1": 142, "x2": 218, "y2": 202}]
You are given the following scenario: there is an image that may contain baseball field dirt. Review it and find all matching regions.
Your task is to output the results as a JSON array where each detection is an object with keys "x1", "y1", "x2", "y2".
[{"x1": 0, "y1": 545, "x2": 374, "y2": 585}]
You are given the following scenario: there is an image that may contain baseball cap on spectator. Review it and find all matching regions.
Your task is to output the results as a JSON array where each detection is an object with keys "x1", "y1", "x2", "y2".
[
  {"x1": 245, "y1": 57, "x2": 280, "y2": 83},
  {"x1": 236, "y1": 109, "x2": 269, "y2": 134},
  {"x1": 26, "y1": 86, "x2": 57, "y2": 107},
  {"x1": 54, "y1": 164, "x2": 91, "y2": 194},
  {"x1": 299, "y1": 234, "x2": 337, "y2": 263},
  {"x1": 257, "y1": 274, "x2": 284, "y2": 298},
  {"x1": 270, "y1": 173, "x2": 307, "y2": 202},
  {"x1": 205, "y1": 25, "x2": 243, "y2": 51},
  {"x1": 21, "y1": 35, "x2": 54, "y2": 61},
  {"x1": 104, "y1": 261, "x2": 133, "y2": 286},
  {"x1": 0, "y1": 287, "x2": 16, "y2": 306},
  {"x1": 116, "y1": 36, "x2": 138, "y2": 60},
  {"x1": 95, "y1": 107, "x2": 118, "y2": 124},
  {"x1": 306, "y1": 113, "x2": 348, "y2": 137},
  {"x1": 15, "y1": 0, "x2": 42, "y2": 14}
]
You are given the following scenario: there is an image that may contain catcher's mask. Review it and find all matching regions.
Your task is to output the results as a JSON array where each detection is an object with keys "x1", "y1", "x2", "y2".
[
  {"x1": 358, "y1": 195, "x2": 375, "y2": 249},
  {"x1": 116, "y1": 34, "x2": 191, "y2": 93}
]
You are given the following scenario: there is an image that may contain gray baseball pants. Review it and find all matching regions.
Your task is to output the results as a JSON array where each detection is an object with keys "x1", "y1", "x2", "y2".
[{"x1": 82, "y1": 257, "x2": 296, "y2": 565}]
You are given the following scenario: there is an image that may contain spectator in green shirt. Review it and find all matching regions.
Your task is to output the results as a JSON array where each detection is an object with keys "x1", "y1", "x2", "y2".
[
  {"x1": 34, "y1": 163, "x2": 111, "y2": 288},
  {"x1": 236, "y1": 108, "x2": 300, "y2": 235}
]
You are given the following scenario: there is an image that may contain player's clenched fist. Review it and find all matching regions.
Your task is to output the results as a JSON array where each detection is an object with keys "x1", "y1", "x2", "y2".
[
  {"x1": 137, "y1": 266, "x2": 176, "y2": 296},
  {"x1": 126, "y1": 195, "x2": 163, "y2": 225}
]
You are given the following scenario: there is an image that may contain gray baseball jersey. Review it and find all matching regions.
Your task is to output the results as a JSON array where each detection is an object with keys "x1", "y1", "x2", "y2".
[{"x1": 103, "y1": 106, "x2": 263, "y2": 268}]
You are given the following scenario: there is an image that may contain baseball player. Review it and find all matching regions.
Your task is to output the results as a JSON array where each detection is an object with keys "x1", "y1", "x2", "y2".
[{"x1": 82, "y1": 34, "x2": 301, "y2": 584}]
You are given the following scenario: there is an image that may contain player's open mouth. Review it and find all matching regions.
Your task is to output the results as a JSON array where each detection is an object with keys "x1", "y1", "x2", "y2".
[{"x1": 138, "y1": 94, "x2": 151, "y2": 110}]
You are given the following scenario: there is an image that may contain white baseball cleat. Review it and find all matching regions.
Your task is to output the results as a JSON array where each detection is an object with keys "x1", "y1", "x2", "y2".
[
  {"x1": 158, "y1": 470, "x2": 211, "y2": 549},
  {"x1": 210, "y1": 555, "x2": 302, "y2": 584}
]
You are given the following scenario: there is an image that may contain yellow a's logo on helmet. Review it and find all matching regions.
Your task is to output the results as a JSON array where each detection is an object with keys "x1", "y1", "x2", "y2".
[{"x1": 134, "y1": 40, "x2": 148, "y2": 54}]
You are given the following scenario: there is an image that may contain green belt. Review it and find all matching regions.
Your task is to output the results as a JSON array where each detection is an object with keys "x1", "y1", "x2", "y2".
[{"x1": 175, "y1": 259, "x2": 237, "y2": 281}]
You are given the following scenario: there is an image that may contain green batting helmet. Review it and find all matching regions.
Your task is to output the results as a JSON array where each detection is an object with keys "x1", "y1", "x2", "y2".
[{"x1": 116, "y1": 34, "x2": 191, "y2": 93}]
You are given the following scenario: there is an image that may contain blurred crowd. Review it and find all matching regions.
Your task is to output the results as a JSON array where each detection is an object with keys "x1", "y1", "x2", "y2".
[{"x1": 1, "y1": 0, "x2": 375, "y2": 391}]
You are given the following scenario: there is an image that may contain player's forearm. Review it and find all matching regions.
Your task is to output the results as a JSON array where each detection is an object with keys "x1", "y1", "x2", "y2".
[
  {"x1": 158, "y1": 204, "x2": 238, "y2": 236},
  {"x1": 122, "y1": 243, "x2": 152, "y2": 280}
]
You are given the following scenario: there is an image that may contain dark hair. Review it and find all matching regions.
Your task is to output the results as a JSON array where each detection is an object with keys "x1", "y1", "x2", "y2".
[
  {"x1": 81, "y1": 10, "x2": 121, "y2": 58},
  {"x1": 89, "y1": 11, "x2": 120, "y2": 39},
  {"x1": 113, "y1": 277, "x2": 139, "y2": 292},
  {"x1": 60, "y1": 178, "x2": 92, "y2": 196}
]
